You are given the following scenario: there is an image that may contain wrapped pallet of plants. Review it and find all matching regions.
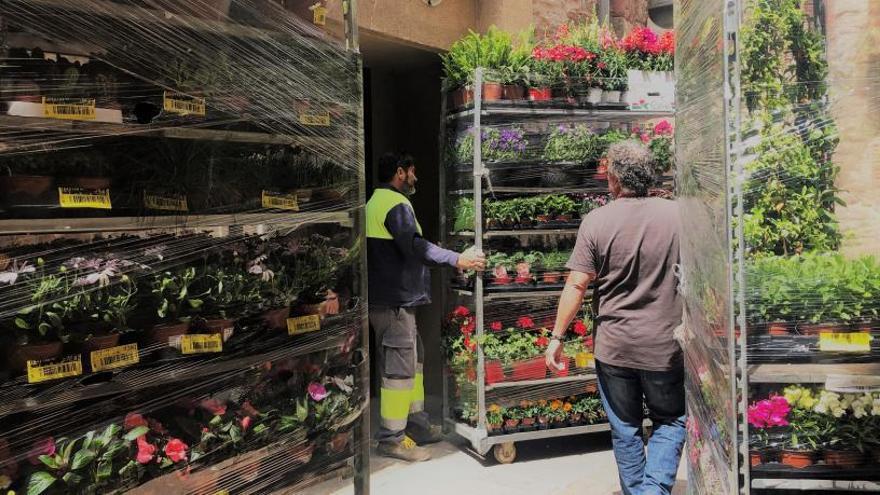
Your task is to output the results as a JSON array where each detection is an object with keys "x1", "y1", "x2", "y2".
[
  {"x1": 0, "y1": 1, "x2": 368, "y2": 493},
  {"x1": 677, "y1": 0, "x2": 880, "y2": 492}
]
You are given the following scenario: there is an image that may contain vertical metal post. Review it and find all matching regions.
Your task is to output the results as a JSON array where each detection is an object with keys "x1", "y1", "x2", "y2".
[
  {"x1": 473, "y1": 68, "x2": 487, "y2": 433},
  {"x1": 439, "y1": 79, "x2": 451, "y2": 431},
  {"x1": 343, "y1": 0, "x2": 359, "y2": 53}
]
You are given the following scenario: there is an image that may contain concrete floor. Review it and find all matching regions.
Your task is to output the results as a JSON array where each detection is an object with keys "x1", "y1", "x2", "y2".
[{"x1": 316, "y1": 396, "x2": 688, "y2": 495}]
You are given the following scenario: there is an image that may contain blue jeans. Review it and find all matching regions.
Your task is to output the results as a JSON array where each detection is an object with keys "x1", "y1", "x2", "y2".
[{"x1": 597, "y1": 360, "x2": 686, "y2": 495}]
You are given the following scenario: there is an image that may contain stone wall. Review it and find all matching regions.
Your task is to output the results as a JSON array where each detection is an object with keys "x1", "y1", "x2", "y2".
[
  {"x1": 530, "y1": 0, "x2": 599, "y2": 39},
  {"x1": 610, "y1": 0, "x2": 648, "y2": 34}
]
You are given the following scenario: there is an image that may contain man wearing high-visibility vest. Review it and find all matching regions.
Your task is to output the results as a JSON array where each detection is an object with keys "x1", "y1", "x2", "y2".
[{"x1": 367, "y1": 153, "x2": 485, "y2": 462}]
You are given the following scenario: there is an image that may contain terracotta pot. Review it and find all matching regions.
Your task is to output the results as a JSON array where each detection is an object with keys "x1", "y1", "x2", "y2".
[
  {"x1": 329, "y1": 430, "x2": 352, "y2": 453},
  {"x1": 780, "y1": 449, "x2": 816, "y2": 469},
  {"x1": 528, "y1": 87, "x2": 552, "y2": 101},
  {"x1": 798, "y1": 322, "x2": 848, "y2": 336},
  {"x1": 485, "y1": 360, "x2": 505, "y2": 385},
  {"x1": 750, "y1": 450, "x2": 763, "y2": 467},
  {"x1": 536, "y1": 214, "x2": 553, "y2": 224},
  {"x1": 9, "y1": 341, "x2": 64, "y2": 372},
  {"x1": 201, "y1": 318, "x2": 235, "y2": 341},
  {"x1": 537, "y1": 416, "x2": 549, "y2": 430},
  {"x1": 452, "y1": 86, "x2": 474, "y2": 108},
  {"x1": 555, "y1": 214, "x2": 573, "y2": 223},
  {"x1": 262, "y1": 306, "x2": 290, "y2": 330},
  {"x1": 145, "y1": 321, "x2": 189, "y2": 346},
  {"x1": 482, "y1": 82, "x2": 503, "y2": 101},
  {"x1": 766, "y1": 322, "x2": 791, "y2": 336},
  {"x1": 487, "y1": 423, "x2": 502, "y2": 435},
  {"x1": 81, "y1": 332, "x2": 120, "y2": 353},
  {"x1": 502, "y1": 84, "x2": 526, "y2": 100},
  {"x1": 492, "y1": 275, "x2": 513, "y2": 286},
  {"x1": 521, "y1": 417, "x2": 536, "y2": 427},
  {"x1": 542, "y1": 272, "x2": 562, "y2": 285},
  {"x1": 503, "y1": 418, "x2": 520, "y2": 433},
  {"x1": 823, "y1": 449, "x2": 865, "y2": 469},
  {"x1": 511, "y1": 356, "x2": 546, "y2": 381},
  {"x1": 0, "y1": 176, "x2": 54, "y2": 203}
]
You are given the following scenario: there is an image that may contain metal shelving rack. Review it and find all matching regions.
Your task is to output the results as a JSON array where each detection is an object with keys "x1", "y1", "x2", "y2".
[
  {"x1": 440, "y1": 68, "x2": 674, "y2": 463},
  {"x1": 0, "y1": 1, "x2": 370, "y2": 493}
]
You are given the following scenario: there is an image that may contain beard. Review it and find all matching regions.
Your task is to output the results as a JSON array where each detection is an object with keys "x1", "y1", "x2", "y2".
[{"x1": 401, "y1": 181, "x2": 417, "y2": 196}]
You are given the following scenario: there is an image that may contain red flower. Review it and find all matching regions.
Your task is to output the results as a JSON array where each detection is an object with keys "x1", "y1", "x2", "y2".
[
  {"x1": 640, "y1": 133, "x2": 651, "y2": 144},
  {"x1": 573, "y1": 320, "x2": 588, "y2": 336},
  {"x1": 240, "y1": 416, "x2": 252, "y2": 431},
  {"x1": 654, "y1": 119, "x2": 674, "y2": 136},
  {"x1": 597, "y1": 62, "x2": 607, "y2": 70},
  {"x1": 462, "y1": 318, "x2": 476, "y2": 335},
  {"x1": 201, "y1": 427, "x2": 209, "y2": 434},
  {"x1": 240, "y1": 401, "x2": 260, "y2": 418},
  {"x1": 164, "y1": 438, "x2": 188, "y2": 463},
  {"x1": 452, "y1": 306, "x2": 471, "y2": 318},
  {"x1": 199, "y1": 398, "x2": 227, "y2": 417},
  {"x1": 517, "y1": 316, "x2": 535, "y2": 329},
  {"x1": 136, "y1": 436, "x2": 156, "y2": 465},
  {"x1": 554, "y1": 24, "x2": 570, "y2": 41},
  {"x1": 28, "y1": 437, "x2": 55, "y2": 466},
  {"x1": 585, "y1": 336, "x2": 594, "y2": 349},
  {"x1": 124, "y1": 412, "x2": 148, "y2": 431},
  {"x1": 659, "y1": 31, "x2": 675, "y2": 55},
  {"x1": 490, "y1": 321, "x2": 503, "y2": 332},
  {"x1": 535, "y1": 335, "x2": 550, "y2": 348},
  {"x1": 464, "y1": 335, "x2": 476, "y2": 352}
]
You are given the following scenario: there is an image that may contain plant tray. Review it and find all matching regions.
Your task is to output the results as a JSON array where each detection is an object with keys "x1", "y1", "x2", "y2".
[
  {"x1": 751, "y1": 462, "x2": 880, "y2": 481},
  {"x1": 450, "y1": 99, "x2": 630, "y2": 113},
  {"x1": 746, "y1": 335, "x2": 880, "y2": 364},
  {"x1": 484, "y1": 284, "x2": 539, "y2": 293}
]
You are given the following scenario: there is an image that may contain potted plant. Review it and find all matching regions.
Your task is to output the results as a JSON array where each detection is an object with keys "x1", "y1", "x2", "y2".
[
  {"x1": 824, "y1": 418, "x2": 867, "y2": 469},
  {"x1": 748, "y1": 395, "x2": 792, "y2": 466},
  {"x1": 486, "y1": 404, "x2": 503, "y2": 435},
  {"x1": 538, "y1": 251, "x2": 569, "y2": 285},
  {"x1": 451, "y1": 197, "x2": 475, "y2": 233},
  {"x1": 144, "y1": 267, "x2": 203, "y2": 345},
  {"x1": 543, "y1": 124, "x2": 602, "y2": 165},
  {"x1": 5, "y1": 259, "x2": 66, "y2": 370},
  {"x1": 519, "y1": 401, "x2": 537, "y2": 431},
  {"x1": 487, "y1": 253, "x2": 513, "y2": 286},
  {"x1": 780, "y1": 403, "x2": 827, "y2": 469},
  {"x1": 481, "y1": 333, "x2": 506, "y2": 385},
  {"x1": 548, "y1": 399, "x2": 567, "y2": 428},
  {"x1": 506, "y1": 332, "x2": 545, "y2": 381},
  {"x1": 503, "y1": 406, "x2": 522, "y2": 434},
  {"x1": 510, "y1": 251, "x2": 538, "y2": 285},
  {"x1": 599, "y1": 47, "x2": 628, "y2": 103},
  {"x1": 441, "y1": 28, "x2": 514, "y2": 105}
]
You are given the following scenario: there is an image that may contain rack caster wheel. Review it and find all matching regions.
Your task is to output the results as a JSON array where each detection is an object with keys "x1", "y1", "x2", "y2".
[{"x1": 493, "y1": 442, "x2": 517, "y2": 464}]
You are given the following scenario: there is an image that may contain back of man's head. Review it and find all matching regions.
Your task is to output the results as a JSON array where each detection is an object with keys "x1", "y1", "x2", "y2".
[
  {"x1": 607, "y1": 140, "x2": 657, "y2": 197},
  {"x1": 377, "y1": 153, "x2": 415, "y2": 183}
]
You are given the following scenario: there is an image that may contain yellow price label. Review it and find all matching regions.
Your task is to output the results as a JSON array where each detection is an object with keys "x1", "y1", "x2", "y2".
[
  {"x1": 819, "y1": 332, "x2": 873, "y2": 353},
  {"x1": 90, "y1": 344, "x2": 139, "y2": 372},
  {"x1": 163, "y1": 91, "x2": 206, "y2": 116},
  {"x1": 42, "y1": 97, "x2": 96, "y2": 121},
  {"x1": 181, "y1": 334, "x2": 223, "y2": 355},
  {"x1": 27, "y1": 356, "x2": 83, "y2": 384},
  {"x1": 144, "y1": 193, "x2": 188, "y2": 212},
  {"x1": 59, "y1": 187, "x2": 112, "y2": 209},
  {"x1": 287, "y1": 315, "x2": 321, "y2": 336},
  {"x1": 299, "y1": 111, "x2": 331, "y2": 127},
  {"x1": 261, "y1": 191, "x2": 299, "y2": 211}
]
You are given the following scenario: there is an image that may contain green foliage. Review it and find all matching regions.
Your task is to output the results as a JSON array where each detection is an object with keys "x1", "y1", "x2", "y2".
[
  {"x1": 150, "y1": 266, "x2": 204, "y2": 321},
  {"x1": 452, "y1": 197, "x2": 475, "y2": 233},
  {"x1": 543, "y1": 124, "x2": 601, "y2": 164},
  {"x1": 441, "y1": 27, "x2": 515, "y2": 86}
]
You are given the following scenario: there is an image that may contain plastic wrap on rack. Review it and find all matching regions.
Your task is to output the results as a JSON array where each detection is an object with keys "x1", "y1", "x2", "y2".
[
  {"x1": 679, "y1": 0, "x2": 880, "y2": 491},
  {"x1": 0, "y1": 1, "x2": 367, "y2": 493}
]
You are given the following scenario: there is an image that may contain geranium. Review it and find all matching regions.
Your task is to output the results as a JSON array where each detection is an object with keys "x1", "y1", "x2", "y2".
[
  {"x1": 659, "y1": 31, "x2": 675, "y2": 55},
  {"x1": 461, "y1": 318, "x2": 475, "y2": 335},
  {"x1": 463, "y1": 335, "x2": 476, "y2": 352},
  {"x1": 308, "y1": 382, "x2": 329, "y2": 401},
  {"x1": 240, "y1": 416, "x2": 252, "y2": 431},
  {"x1": 747, "y1": 396, "x2": 790, "y2": 428},
  {"x1": 517, "y1": 316, "x2": 535, "y2": 329},
  {"x1": 452, "y1": 306, "x2": 471, "y2": 318},
  {"x1": 135, "y1": 436, "x2": 156, "y2": 464},
  {"x1": 27, "y1": 437, "x2": 55, "y2": 465},
  {"x1": 124, "y1": 412, "x2": 148, "y2": 431},
  {"x1": 164, "y1": 438, "x2": 188, "y2": 463},
  {"x1": 572, "y1": 320, "x2": 588, "y2": 336},
  {"x1": 622, "y1": 26, "x2": 660, "y2": 55},
  {"x1": 490, "y1": 321, "x2": 503, "y2": 332},
  {"x1": 535, "y1": 335, "x2": 550, "y2": 348},
  {"x1": 654, "y1": 120, "x2": 674, "y2": 136}
]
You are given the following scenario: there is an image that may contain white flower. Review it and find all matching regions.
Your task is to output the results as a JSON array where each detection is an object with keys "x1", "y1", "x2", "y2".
[
  {"x1": 814, "y1": 403, "x2": 828, "y2": 414},
  {"x1": 854, "y1": 407, "x2": 867, "y2": 419},
  {"x1": 872, "y1": 405, "x2": 880, "y2": 416},
  {"x1": 832, "y1": 407, "x2": 845, "y2": 418}
]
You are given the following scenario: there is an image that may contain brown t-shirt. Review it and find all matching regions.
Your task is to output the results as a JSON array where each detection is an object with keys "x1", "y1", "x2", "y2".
[{"x1": 567, "y1": 197, "x2": 682, "y2": 371}]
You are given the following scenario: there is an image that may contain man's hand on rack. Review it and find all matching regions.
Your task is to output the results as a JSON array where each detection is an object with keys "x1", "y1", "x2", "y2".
[
  {"x1": 457, "y1": 247, "x2": 486, "y2": 272},
  {"x1": 545, "y1": 338, "x2": 565, "y2": 371}
]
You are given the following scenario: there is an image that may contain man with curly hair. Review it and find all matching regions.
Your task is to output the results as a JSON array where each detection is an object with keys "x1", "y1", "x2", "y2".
[{"x1": 546, "y1": 140, "x2": 684, "y2": 495}]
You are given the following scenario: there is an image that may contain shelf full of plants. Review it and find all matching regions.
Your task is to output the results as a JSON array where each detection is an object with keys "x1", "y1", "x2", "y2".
[
  {"x1": 438, "y1": 20, "x2": 675, "y2": 462},
  {"x1": 677, "y1": 0, "x2": 880, "y2": 492},
  {"x1": 0, "y1": 2, "x2": 369, "y2": 494}
]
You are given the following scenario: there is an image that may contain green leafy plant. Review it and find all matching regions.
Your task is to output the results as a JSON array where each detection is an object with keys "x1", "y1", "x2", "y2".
[
  {"x1": 441, "y1": 27, "x2": 514, "y2": 87},
  {"x1": 543, "y1": 124, "x2": 601, "y2": 164},
  {"x1": 149, "y1": 267, "x2": 205, "y2": 322},
  {"x1": 452, "y1": 197, "x2": 475, "y2": 233}
]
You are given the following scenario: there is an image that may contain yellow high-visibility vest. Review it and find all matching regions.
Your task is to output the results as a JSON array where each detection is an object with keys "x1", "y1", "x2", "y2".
[{"x1": 366, "y1": 188, "x2": 422, "y2": 239}]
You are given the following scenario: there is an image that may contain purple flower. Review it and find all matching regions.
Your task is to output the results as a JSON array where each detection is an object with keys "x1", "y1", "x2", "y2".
[{"x1": 0, "y1": 260, "x2": 35, "y2": 285}]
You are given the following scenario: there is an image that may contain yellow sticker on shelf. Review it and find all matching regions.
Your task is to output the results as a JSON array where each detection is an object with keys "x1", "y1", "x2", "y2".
[
  {"x1": 90, "y1": 344, "x2": 140, "y2": 372},
  {"x1": 312, "y1": 5, "x2": 327, "y2": 26},
  {"x1": 819, "y1": 332, "x2": 873, "y2": 353},
  {"x1": 299, "y1": 111, "x2": 331, "y2": 127},
  {"x1": 144, "y1": 193, "x2": 189, "y2": 212},
  {"x1": 26, "y1": 356, "x2": 83, "y2": 384},
  {"x1": 58, "y1": 187, "x2": 112, "y2": 209},
  {"x1": 181, "y1": 334, "x2": 223, "y2": 355},
  {"x1": 287, "y1": 315, "x2": 321, "y2": 336},
  {"x1": 261, "y1": 191, "x2": 299, "y2": 211},
  {"x1": 42, "y1": 97, "x2": 96, "y2": 121},
  {"x1": 163, "y1": 91, "x2": 206, "y2": 116}
]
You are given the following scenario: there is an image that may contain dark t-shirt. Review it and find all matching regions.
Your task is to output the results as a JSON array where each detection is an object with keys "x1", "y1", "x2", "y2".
[{"x1": 566, "y1": 197, "x2": 682, "y2": 371}]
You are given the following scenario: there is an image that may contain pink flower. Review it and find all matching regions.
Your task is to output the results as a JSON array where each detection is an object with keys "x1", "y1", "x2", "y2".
[
  {"x1": 240, "y1": 401, "x2": 260, "y2": 418},
  {"x1": 308, "y1": 382, "x2": 329, "y2": 401},
  {"x1": 597, "y1": 62, "x2": 607, "y2": 70},
  {"x1": 640, "y1": 133, "x2": 651, "y2": 144},
  {"x1": 28, "y1": 437, "x2": 55, "y2": 465},
  {"x1": 654, "y1": 120, "x2": 674, "y2": 136},
  {"x1": 240, "y1": 416, "x2": 252, "y2": 431},
  {"x1": 747, "y1": 396, "x2": 790, "y2": 429},
  {"x1": 163, "y1": 438, "x2": 188, "y2": 463},
  {"x1": 199, "y1": 398, "x2": 227, "y2": 417},
  {"x1": 124, "y1": 412, "x2": 148, "y2": 431},
  {"x1": 490, "y1": 321, "x2": 503, "y2": 332},
  {"x1": 136, "y1": 436, "x2": 156, "y2": 465}
]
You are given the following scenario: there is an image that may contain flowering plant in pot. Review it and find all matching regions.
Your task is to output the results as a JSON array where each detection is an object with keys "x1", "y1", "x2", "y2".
[
  {"x1": 487, "y1": 253, "x2": 514, "y2": 286},
  {"x1": 621, "y1": 27, "x2": 674, "y2": 72},
  {"x1": 5, "y1": 259, "x2": 67, "y2": 369},
  {"x1": 456, "y1": 127, "x2": 530, "y2": 164},
  {"x1": 598, "y1": 47, "x2": 628, "y2": 103},
  {"x1": 519, "y1": 400, "x2": 538, "y2": 431},
  {"x1": 646, "y1": 120, "x2": 675, "y2": 175},
  {"x1": 503, "y1": 406, "x2": 523, "y2": 433},
  {"x1": 503, "y1": 332, "x2": 544, "y2": 381},
  {"x1": 486, "y1": 404, "x2": 504, "y2": 435},
  {"x1": 547, "y1": 399, "x2": 567, "y2": 428},
  {"x1": 747, "y1": 395, "x2": 791, "y2": 466},
  {"x1": 145, "y1": 266, "x2": 204, "y2": 345},
  {"x1": 578, "y1": 193, "x2": 609, "y2": 217},
  {"x1": 508, "y1": 251, "x2": 539, "y2": 285},
  {"x1": 574, "y1": 395, "x2": 604, "y2": 424},
  {"x1": 543, "y1": 124, "x2": 601, "y2": 166},
  {"x1": 537, "y1": 251, "x2": 569, "y2": 285}
]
